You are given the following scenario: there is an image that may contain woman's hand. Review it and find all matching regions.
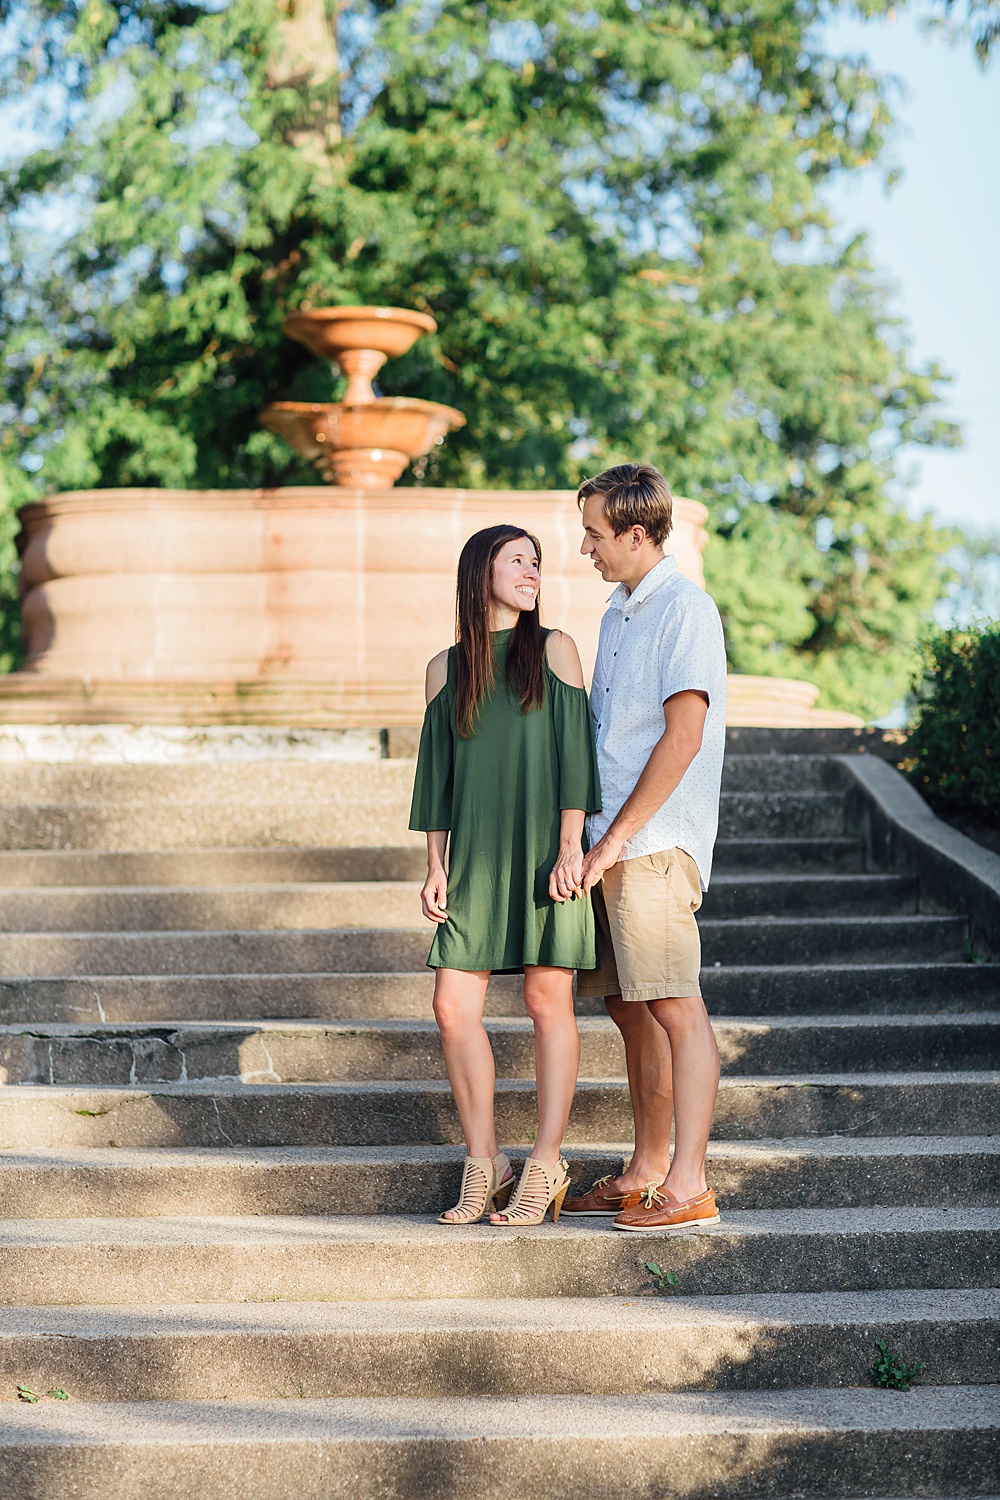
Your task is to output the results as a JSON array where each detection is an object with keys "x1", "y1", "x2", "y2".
[
  {"x1": 549, "y1": 840, "x2": 584, "y2": 903},
  {"x1": 421, "y1": 865, "x2": 449, "y2": 924}
]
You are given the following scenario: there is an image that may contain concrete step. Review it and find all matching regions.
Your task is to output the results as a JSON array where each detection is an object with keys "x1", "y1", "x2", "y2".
[
  {"x1": 714, "y1": 837, "x2": 865, "y2": 872},
  {"x1": 0, "y1": 846, "x2": 428, "y2": 887},
  {"x1": 718, "y1": 793, "x2": 846, "y2": 838},
  {"x1": 0, "y1": 837, "x2": 867, "y2": 885},
  {"x1": 2, "y1": 1138, "x2": 994, "y2": 1218},
  {"x1": 0, "y1": 799, "x2": 423, "y2": 852},
  {"x1": 0, "y1": 873, "x2": 919, "y2": 932},
  {"x1": 0, "y1": 763, "x2": 413, "y2": 802},
  {"x1": 0, "y1": 1209, "x2": 995, "y2": 1302},
  {"x1": 3, "y1": 1014, "x2": 995, "y2": 1086},
  {"x1": 703, "y1": 964, "x2": 1000, "y2": 1015},
  {"x1": 0, "y1": 1290, "x2": 994, "y2": 1400},
  {"x1": 0, "y1": 754, "x2": 836, "y2": 800},
  {"x1": 0, "y1": 1075, "x2": 994, "y2": 1148},
  {"x1": 0, "y1": 791, "x2": 845, "y2": 849},
  {"x1": 1, "y1": 964, "x2": 995, "y2": 1026},
  {"x1": 0, "y1": 915, "x2": 967, "y2": 975},
  {"x1": 700, "y1": 874, "x2": 916, "y2": 918},
  {"x1": 701, "y1": 917, "x2": 967, "y2": 966},
  {"x1": 0, "y1": 1387, "x2": 996, "y2": 1499},
  {"x1": 721, "y1": 755, "x2": 839, "y2": 791}
]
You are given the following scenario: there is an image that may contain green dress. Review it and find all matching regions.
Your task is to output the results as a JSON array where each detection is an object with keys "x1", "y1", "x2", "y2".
[{"x1": 409, "y1": 629, "x2": 602, "y2": 973}]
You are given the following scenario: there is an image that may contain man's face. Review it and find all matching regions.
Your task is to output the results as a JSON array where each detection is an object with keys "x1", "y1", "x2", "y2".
[{"x1": 580, "y1": 493, "x2": 637, "y2": 582}]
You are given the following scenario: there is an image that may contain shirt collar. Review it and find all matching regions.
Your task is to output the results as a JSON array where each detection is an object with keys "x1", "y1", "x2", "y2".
[{"x1": 605, "y1": 554, "x2": 678, "y2": 611}]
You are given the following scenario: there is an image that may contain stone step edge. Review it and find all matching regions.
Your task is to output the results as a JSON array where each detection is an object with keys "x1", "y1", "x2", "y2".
[
  {"x1": 0, "y1": 1385, "x2": 994, "y2": 1442},
  {"x1": 0, "y1": 873, "x2": 910, "y2": 893},
  {"x1": 1, "y1": 1206, "x2": 995, "y2": 1239},
  {"x1": 0, "y1": 916, "x2": 965, "y2": 935},
  {"x1": 1, "y1": 1287, "x2": 994, "y2": 1332},
  {"x1": 6, "y1": 1013, "x2": 996, "y2": 1035},
  {"x1": 1, "y1": 1136, "x2": 991, "y2": 1166},
  {"x1": 1, "y1": 1071, "x2": 993, "y2": 1099}
]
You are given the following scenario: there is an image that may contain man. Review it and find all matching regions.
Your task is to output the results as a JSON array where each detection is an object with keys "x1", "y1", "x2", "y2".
[{"x1": 562, "y1": 462, "x2": 727, "y2": 1231}]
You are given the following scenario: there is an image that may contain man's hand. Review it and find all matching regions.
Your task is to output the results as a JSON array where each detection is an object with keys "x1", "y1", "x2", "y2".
[
  {"x1": 549, "y1": 840, "x2": 585, "y2": 903},
  {"x1": 581, "y1": 830, "x2": 627, "y2": 895},
  {"x1": 420, "y1": 866, "x2": 448, "y2": 924}
]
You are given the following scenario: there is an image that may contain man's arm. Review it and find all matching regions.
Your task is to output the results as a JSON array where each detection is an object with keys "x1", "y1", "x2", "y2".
[{"x1": 581, "y1": 689, "x2": 708, "y2": 894}]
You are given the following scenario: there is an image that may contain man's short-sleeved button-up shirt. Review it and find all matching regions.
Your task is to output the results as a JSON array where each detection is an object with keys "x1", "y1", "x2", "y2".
[{"x1": 586, "y1": 555, "x2": 727, "y2": 889}]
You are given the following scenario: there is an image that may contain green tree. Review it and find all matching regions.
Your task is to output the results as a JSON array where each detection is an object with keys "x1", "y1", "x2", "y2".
[{"x1": 0, "y1": 0, "x2": 959, "y2": 716}]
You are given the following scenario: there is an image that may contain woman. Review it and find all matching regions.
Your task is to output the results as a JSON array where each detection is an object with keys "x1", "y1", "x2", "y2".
[{"x1": 409, "y1": 524, "x2": 601, "y2": 1227}]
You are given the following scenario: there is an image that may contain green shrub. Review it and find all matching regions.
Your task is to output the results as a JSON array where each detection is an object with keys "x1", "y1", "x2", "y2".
[{"x1": 905, "y1": 621, "x2": 1000, "y2": 826}]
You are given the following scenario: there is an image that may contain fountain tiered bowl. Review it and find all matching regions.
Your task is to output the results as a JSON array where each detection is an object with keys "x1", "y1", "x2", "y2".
[{"x1": 259, "y1": 306, "x2": 465, "y2": 488}]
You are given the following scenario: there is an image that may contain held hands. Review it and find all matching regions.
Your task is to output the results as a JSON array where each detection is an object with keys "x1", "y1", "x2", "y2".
[
  {"x1": 549, "y1": 840, "x2": 585, "y2": 903},
  {"x1": 420, "y1": 865, "x2": 448, "y2": 924},
  {"x1": 581, "y1": 830, "x2": 627, "y2": 895}
]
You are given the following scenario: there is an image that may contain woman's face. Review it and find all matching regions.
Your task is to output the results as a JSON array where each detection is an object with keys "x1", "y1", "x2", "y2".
[{"x1": 491, "y1": 536, "x2": 540, "y2": 615}]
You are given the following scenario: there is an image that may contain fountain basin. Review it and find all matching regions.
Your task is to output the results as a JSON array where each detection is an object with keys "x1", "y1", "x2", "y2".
[
  {"x1": 283, "y1": 306, "x2": 437, "y2": 365},
  {"x1": 260, "y1": 398, "x2": 466, "y2": 488}
]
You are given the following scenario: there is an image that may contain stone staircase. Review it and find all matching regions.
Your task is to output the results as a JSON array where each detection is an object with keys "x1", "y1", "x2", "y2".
[{"x1": 0, "y1": 739, "x2": 997, "y2": 1497}]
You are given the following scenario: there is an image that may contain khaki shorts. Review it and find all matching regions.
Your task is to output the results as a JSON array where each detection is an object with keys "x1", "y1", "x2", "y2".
[{"x1": 576, "y1": 847, "x2": 703, "y2": 1003}]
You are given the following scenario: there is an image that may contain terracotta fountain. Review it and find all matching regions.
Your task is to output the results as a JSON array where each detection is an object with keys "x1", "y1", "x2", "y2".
[
  {"x1": 0, "y1": 305, "x2": 859, "y2": 730},
  {"x1": 260, "y1": 307, "x2": 465, "y2": 489}
]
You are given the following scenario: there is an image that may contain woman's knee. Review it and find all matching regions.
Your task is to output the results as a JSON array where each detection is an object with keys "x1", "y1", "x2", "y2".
[
  {"x1": 433, "y1": 990, "x2": 479, "y2": 1037},
  {"x1": 523, "y1": 984, "x2": 574, "y2": 1027}
]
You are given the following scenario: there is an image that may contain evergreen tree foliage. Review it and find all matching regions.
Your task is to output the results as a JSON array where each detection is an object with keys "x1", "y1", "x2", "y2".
[{"x1": 0, "y1": 0, "x2": 960, "y2": 715}]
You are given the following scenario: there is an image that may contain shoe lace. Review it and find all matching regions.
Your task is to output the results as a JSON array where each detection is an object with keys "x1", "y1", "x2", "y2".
[
  {"x1": 591, "y1": 1174, "x2": 612, "y2": 1191},
  {"x1": 640, "y1": 1182, "x2": 666, "y2": 1211}
]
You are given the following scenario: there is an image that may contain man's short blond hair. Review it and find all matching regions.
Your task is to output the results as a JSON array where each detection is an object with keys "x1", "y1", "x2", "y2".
[{"x1": 577, "y1": 463, "x2": 673, "y2": 547}]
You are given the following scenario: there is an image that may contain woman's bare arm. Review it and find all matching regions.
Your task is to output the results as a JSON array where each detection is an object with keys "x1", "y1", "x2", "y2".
[
  {"x1": 543, "y1": 629, "x2": 586, "y2": 688},
  {"x1": 425, "y1": 649, "x2": 449, "y2": 703},
  {"x1": 420, "y1": 650, "x2": 451, "y2": 922}
]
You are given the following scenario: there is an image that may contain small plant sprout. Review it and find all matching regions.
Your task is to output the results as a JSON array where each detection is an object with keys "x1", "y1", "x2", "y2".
[
  {"x1": 48, "y1": 1388, "x2": 69, "y2": 1401},
  {"x1": 645, "y1": 1261, "x2": 678, "y2": 1293},
  {"x1": 870, "y1": 1338, "x2": 926, "y2": 1392},
  {"x1": 16, "y1": 1386, "x2": 39, "y2": 1403}
]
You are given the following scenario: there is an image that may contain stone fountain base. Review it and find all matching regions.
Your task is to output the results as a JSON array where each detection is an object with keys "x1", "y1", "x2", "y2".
[{"x1": 2, "y1": 484, "x2": 860, "y2": 729}]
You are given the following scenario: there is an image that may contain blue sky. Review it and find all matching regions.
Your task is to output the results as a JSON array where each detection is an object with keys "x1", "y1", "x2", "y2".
[{"x1": 820, "y1": 4, "x2": 999, "y2": 538}]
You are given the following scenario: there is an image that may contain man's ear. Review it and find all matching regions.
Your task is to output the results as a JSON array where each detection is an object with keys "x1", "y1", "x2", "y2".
[{"x1": 631, "y1": 525, "x2": 646, "y2": 551}]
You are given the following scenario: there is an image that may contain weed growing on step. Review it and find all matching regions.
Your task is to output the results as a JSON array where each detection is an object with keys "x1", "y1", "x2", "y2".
[
  {"x1": 16, "y1": 1385, "x2": 69, "y2": 1402},
  {"x1": 870, "y1": 1338, "x2": 925, "y2": 1392},
  {"x1": 961, "y1": 938, "x2": 989, "y2": 965},
  {"x1": 645, "y1": 1261, "x2": 678, "y2": 1293}
]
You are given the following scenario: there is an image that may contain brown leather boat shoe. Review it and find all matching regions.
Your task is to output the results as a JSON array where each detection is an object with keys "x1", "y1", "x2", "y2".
[
  {"x1": 561, "y1": 1173, "x2": 635, "y2": 1217},
  {"x1": 613, "y1": 1184, "x2": 720, "y2": 1233}
]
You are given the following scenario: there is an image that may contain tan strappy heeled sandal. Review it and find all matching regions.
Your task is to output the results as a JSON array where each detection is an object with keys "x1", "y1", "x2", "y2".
[
  {"x1": 489, "y1": 1155, "x2": 570, "y2": 1226},
  {"x1": 438, "y1": 1153, "x2": 515, "y2": 1225}
]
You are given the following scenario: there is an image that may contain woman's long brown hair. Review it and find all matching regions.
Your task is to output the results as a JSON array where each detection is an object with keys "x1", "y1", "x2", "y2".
[{"x1": 454, "y1": 525, "x2": 546, "y2": 738}]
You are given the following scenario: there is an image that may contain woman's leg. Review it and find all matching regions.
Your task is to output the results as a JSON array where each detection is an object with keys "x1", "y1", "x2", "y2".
[
  {"x1": 521, "y1": 965, "x2": 580, "y2": 1164},
  {"x1": 432, "y1": 967, "x2": 497, "y2": 1162}
]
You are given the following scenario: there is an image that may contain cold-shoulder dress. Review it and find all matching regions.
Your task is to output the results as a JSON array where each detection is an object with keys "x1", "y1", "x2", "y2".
[{"x1": 409, "y1": 628, "x2": 602, "y2": 974}]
